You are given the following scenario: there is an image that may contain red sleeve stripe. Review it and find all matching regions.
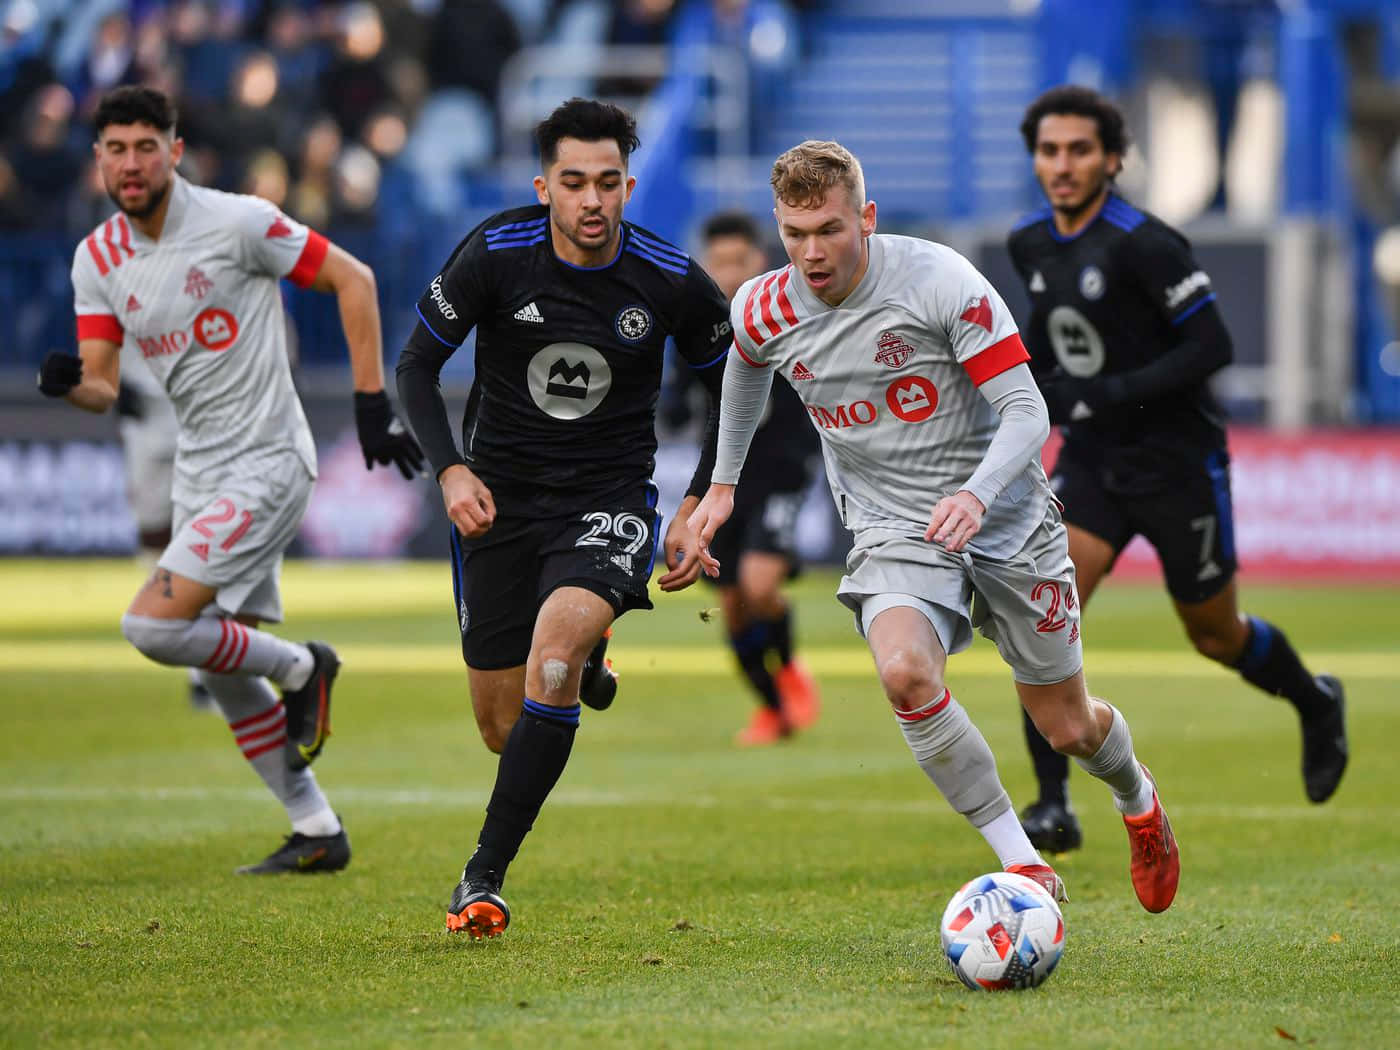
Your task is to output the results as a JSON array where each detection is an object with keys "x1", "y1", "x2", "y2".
[
  {"x1": 962, "y1": 333, "x2": 1030, "y2": 386},
  {"x1": 732, "y1": 336, "x2": 768, "y2": 368},
  {"x1": 86, "y1": 234, "x2": 109, "y2": 276},
  {"x1": 741, "y1": 276, "x2": 767, "y2": 346},
  {"x1": 757, "y1": 273, "x2": 782, "y2": 339},
  {"x1": 774, "y1": 269, "x2": 798, "y2": 326},
  {"x1": 287, "y1": 229, "x2": 329, "y2": 287},
  {"x1": 102, "y1": 219, "x2": 122, "y2": 268},
  {"x1": 76, "y1": 314, "x2": 123, "y2": 343},
  {"x1": 117, "y1": 215, "x2": 134, "y2": 258}
]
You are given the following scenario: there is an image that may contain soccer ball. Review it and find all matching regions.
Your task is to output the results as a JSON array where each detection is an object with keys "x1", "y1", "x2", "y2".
[{"x1": 939, "y1": 871, "x2": 1065, "y2": 990}]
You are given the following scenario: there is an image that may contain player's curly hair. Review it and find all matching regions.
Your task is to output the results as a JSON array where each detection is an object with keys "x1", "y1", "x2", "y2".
[
  {"x1": 1019, "y1": 85, "x2": 1129, "y2": 157},
  {"x1": 94, "y1": 86, "x2": 177, "y2": 135},
  {"x1": 770, "y1": 140, "x2": 866, "y2": 211},
  {"x1": 536, "y1": 97, "x2": 640, "y2": 168}
]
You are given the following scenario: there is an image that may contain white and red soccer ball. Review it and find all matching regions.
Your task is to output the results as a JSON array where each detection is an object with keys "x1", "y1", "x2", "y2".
[{"x1": 939, "y1": 871, "x2": 1065, "y2": 990}]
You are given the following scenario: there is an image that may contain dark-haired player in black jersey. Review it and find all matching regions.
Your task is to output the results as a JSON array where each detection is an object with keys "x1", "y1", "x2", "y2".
[
  {"x1": 1007, "y1": 85, "x2": 1348, "y2": 852},
  {"x1": 396, "y1": 98, "x2": 731, "y2": 937},
  {"x1": 692, "y1": 211, "x2": 822, "y2": 746}
]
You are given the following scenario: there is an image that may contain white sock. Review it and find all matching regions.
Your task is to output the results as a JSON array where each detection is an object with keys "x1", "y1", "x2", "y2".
[
  {"x1": 281, "y1": 646, "x2": 315, "y2": 691},
  {"x1": 1074, "y1": 703, "x2": 1155, "y2": 816},
  {"x1": 975, "y1": 807, "x2": 1043, "y2": 870},
  {"x1": 199, "y1": 671, "x2": 338, "y2": 832}
]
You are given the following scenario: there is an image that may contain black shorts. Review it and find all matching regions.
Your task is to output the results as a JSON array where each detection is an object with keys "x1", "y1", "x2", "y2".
[
  {"x1": 707, "y1": 458, "x2": 815, "y2": 587},
  {"x1": 1052, "y1": 447, "x2": 1238, "y2": 604},
  {"x1": 448, "y1": 486, "x2": 661, "y2": 669}
]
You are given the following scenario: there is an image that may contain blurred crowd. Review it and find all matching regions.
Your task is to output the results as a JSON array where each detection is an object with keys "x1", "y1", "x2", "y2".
[{"x1": 0, "y1": 0, "x2": 807, "y2": 237}]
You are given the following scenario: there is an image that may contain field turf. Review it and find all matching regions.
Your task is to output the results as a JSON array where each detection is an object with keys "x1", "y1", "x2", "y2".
[{"x1": 1, "y1": 559, "x2": 1396, "y2": 1048}]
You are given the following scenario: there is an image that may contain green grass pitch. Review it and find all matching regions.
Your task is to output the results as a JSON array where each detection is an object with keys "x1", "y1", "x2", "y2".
[{"x1": 1, "y1": 559, "x2": 1396, "y2": 1048}]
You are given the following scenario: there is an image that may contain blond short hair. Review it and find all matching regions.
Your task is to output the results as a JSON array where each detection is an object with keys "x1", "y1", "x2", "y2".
[{"x1": 770, "y1": 140, "x2": 865, "y2": 210}]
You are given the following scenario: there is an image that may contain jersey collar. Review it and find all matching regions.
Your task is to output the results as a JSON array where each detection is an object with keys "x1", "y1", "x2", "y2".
[
  {"x1": 1046, "y1": 190, "x2": 1113, "y2": 243},
  {"x1": 125, "y1": 174, "x2": 191, "y2": 245}
]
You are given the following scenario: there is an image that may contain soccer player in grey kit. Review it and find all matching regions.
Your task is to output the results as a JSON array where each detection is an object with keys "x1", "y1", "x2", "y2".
[
  {"x1": 690, "y1": 140, "x2": 1180, "y2": 913},
  {"x1": 39, "y1": 86, "x2": 423, "y2": 874}
]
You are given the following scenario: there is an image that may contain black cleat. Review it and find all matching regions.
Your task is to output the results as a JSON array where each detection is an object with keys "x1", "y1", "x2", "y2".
[
  {"x1": 446, "y1": 869, "x2": 510, "y2": 938},
  {"x1": 578, "y1": 628, "x2": 617, "y2": 711},
  {"x1": 236, "y1": 824, "x2": 351, "y2": 874},
  {"x1": 1302, "y1": 674, "x2": 1348, "y2": 803},
  {"x1": 1019, "y1": 798, "x2": 1084, "y2": 853},
  {"x1": 282, "y1": 642, "x2": 339, "y2": 771}
]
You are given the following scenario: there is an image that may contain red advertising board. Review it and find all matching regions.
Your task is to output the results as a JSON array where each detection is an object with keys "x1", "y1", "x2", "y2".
[{"x1": 1043, "y1": 428, "x2": 1400, "y2": 582}]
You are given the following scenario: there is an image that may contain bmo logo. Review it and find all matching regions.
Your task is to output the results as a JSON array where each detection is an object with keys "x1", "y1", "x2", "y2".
[
  {"x1": 886, "y1": 375, "x2": 938, "y2": 423},
  {"x1": 194, "y1": 307, "x2": 239, "y2": 351},
  {"x1": 807, "y1": 400, "x2": 877, "y2": 430}
]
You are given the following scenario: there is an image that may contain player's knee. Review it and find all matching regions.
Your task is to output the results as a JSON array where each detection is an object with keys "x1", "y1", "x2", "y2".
[
  {"x1": 479, "y1": 721, "x2": 510, "y2": 754},
  {"x1": 120, "y1": 612, "x2": 193, "y2": 666},
  {"x1": 1043, "y1": 718, "x2": 1099, "y2": 757},
  {"x1": 877, "y1": 651, "x2": 943, "y2": 711},
  {"x1": 1187, "y1": 626, "x2": 1239, "y2": 665}
]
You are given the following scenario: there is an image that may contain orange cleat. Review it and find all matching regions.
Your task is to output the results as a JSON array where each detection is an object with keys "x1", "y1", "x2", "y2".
[
  {"x1": 1122, "y1": 765, "x2": 1180, "y2": 913},
  {"x1": 446, "y1": 872, "x2": 510, "y2": 939},
  {"x1": 734, "y1": 705, "x2": 790, "y2": 747},
  {"x1": 1005, "y1": 862, "x2": 1068, "y2": 903},
  {"x1": 774, "y1": 660, "x2": 821, "y2": 730}
]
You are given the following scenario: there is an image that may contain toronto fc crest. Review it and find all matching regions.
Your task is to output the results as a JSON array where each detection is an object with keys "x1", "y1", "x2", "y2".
[{"x1": 875, "y1": 331, "x2": 915, "y2": 368}]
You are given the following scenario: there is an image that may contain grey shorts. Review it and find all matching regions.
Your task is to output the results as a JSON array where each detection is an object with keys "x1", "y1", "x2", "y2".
[
  {"x1": 159, "y1": 451, "x2": 314, "y2": 623},
  {"x1": 837, "y1": 512, "x2": 1084, "y2": 686}
]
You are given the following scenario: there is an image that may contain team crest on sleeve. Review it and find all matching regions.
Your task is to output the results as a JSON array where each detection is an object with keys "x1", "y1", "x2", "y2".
[
  {"x1": 615, "y1": 305, "x2": 652, "y2": 342},
  {"x1": 875, "y1": 331, "x2": 916, "y2": 368},
  {"x1": 959, "y1": 295, "x2": 993, "y2": 333},
  {"x1": 1078, "y1": 266, "x2": 1105, "y2": 300}
]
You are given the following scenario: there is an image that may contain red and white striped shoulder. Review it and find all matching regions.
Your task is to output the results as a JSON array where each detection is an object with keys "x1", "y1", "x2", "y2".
[
  {"x1": 730, "y1": 266, "x2": 804, "y2": 367},
  {"x1": 78, "y1": 214, "x2": 137, "y2": 279}
]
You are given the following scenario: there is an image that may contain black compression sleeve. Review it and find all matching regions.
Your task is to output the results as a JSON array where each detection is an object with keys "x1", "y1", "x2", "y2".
[
  {"x1": 1103, "y1": 301, "x2": 1233, "y2": 406},
  {"x1": 684, "y1": 353, "x2": 726, "y2": 499},
  {"x1": 395, "y1": 321, "x2": 467, "y2": 480}
]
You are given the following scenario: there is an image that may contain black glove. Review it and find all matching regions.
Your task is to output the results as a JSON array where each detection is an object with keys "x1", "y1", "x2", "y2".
[
  {"x1": 115, "y1": 380, "x2": 145, "y2": 419},
  {"x1": 354, "y1": 390, "x2": 425, "y2": 479},
  {"x1": 1038, "y1": 375, "x2": 1120, "y2": 424},
  {"x1": 37, "y1": 352, "x2": 83, "y2": 398}
]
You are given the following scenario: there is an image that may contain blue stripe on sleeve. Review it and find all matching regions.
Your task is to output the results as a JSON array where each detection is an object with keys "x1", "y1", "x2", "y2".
[
  {"x1": 1171, "y1": 293, "x2": 1216, "y2": 325},
  {"x1": 414, "y1": 304, "x2": 459, "y2": 347}
]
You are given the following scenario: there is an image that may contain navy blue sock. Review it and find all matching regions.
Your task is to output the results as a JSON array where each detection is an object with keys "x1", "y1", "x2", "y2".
[
  {"x1": 765, "y1": 606, "x2": 794, "y2": 668},
  {"x1": 466, "y1": 699, "x2": 580, "y2": 881},
  {"x1": 1232, "y1": 617, "x2": 1328, "y2": 719},
  {"x1": 730, "y1": 623, "x2": 781, "y2": 709}
]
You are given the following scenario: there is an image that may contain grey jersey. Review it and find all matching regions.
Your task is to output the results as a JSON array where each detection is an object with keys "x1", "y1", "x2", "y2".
[
  {"x1": 718, "y1": 234, "x2": 1050, "y2": 558},
  {"x1": 71, "y1": 176, "x2": 321, "y2": 501}
]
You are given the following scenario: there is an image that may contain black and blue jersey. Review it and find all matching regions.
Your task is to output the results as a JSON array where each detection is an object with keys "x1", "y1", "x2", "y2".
[
  {"x1": 397, "y1": 204, "x2": 731, "y2": 516},
  {"x1": 1008, "y1": 192, "x2": 1230, "y2": 489}
]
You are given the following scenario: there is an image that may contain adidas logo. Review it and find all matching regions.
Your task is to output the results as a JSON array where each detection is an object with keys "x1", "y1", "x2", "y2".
[
  {"x1": 791, "y1": 361, "x2": 814, "y2": 380},
  {"x1": 513, "y1": 301, "x2": 544, "y2": 324},
  {"x1": 1029, "y1": 270, "x2": 1046, "y2": 293},
  {"x1": 126, "y1": 294, "x2": 142, "y2": 312}
]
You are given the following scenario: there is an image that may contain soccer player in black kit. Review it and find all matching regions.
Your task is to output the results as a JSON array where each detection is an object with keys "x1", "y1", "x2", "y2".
[
  {"x1": 695, "y1": 211, "x2": 823, "y2": 746},
  {"x1": 1006, "y1": 85, "x2": 1348, "y2": 852},
  {"x1": 396, "y1": 98, "x2": 731, "y2": 936}
]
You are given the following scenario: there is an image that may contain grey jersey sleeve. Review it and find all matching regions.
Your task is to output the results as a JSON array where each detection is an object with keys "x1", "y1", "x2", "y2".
[
  {"x1": 711, "y1": 349, "x2": 775, "y2": 485},
  {"x1": 961, "y1": 362, "x2": 1050, "y2": 510}
]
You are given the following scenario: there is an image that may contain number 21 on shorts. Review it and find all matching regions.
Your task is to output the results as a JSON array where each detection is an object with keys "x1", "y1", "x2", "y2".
[{"x1": 187, "y1": 497, "x2": 254, "y2": 562}]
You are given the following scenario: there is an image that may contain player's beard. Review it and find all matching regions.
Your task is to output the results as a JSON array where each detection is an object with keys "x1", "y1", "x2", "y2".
[
  {"x1": 109, "y1": 175, "x2": 171, "y2": 221},
  {"x1": 1049, "y1": 172, "x2": 1111, "y2": 223}
]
